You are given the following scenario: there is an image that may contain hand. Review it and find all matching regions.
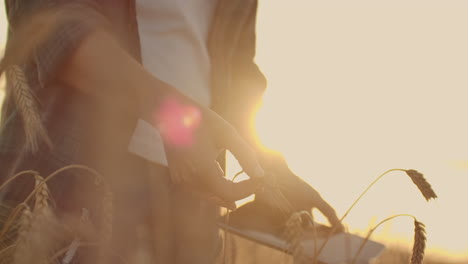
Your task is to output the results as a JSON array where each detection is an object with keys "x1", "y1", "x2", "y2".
[
  {"x1": 153, "y1": 96, "x2": 265, "y2": 208},
  {"x1": 254, "y1": 150, "x2": 344, "y2": 232}
]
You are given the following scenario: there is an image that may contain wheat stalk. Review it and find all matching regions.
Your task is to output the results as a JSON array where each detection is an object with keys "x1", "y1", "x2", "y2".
[
  {"x1": 97, "y1": 184, "x2": 113, "y2": 263},
  {"x1": 12, "y1": 204, "x2": 32, "y2": 264},
  {"x1": 316, "y1": 168, "x2": 437, "y2": 259},
  {"x1": 33, "y1": 174, "x2": 52, "y2": 212},
  {"x1": 299, "y1": 212, "x2": 319, "y2": 264},
  {"x1": 1, "y1": 5, "x2": 109, "y2": 152},
  {"x1": 284, "y1": 210, "x2": 321, "y2": 264},
  {"x1": 0, "y1": 171, "x2": 40, "y2": 239},
  {"x1": 411, "y1": 220, "x2": 426, "y2": 264},
  {"x1": 12, "y1": 174, "x2": 57, "y2": 264},
  {"x1": 350, "y1": 214, "x2": 426, "y2": 264},
  {"x1": 284, "y1": 211, "x2": 305, "y2": 263},
  {"x1": 0, "y1": 166, "x2": 111, "y2": 263},
  {"x1": 27, "y1": 174, "x2": 57, "y2": 264},
  {"x1": 0, "y1": 170, "x2": 39, "y2": 192},
  {"x1": 5, "y1": 65, "x2": 52, "y2": 152},
  {"x1": 405, "y1": 170, "x2": 437, "y2": 201},
  {"x1": 39, "y1": 165, "x2": 112, "y2": 263}
]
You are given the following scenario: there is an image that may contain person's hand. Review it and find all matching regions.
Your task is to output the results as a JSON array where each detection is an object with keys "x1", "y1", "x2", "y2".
[
  {"x1": 153, "y1": 96, "x2": 265, "y2": 208},
  {"x1": 254, "y1": 149, "x2": 345, "y2": 233}
]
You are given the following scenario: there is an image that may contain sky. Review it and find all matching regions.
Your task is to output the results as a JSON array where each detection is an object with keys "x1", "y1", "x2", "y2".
[
  {"x1": 251, "y1": 0, "x2": 468, "y2": 259},
  {"x1": 1, "y1": 0, "x2": 467, "y2": 260}
]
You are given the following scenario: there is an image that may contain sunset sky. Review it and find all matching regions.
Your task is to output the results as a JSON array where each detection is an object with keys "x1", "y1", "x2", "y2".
[{"x1": 1, "y1": 0, "x2": 467, "y2": 261}]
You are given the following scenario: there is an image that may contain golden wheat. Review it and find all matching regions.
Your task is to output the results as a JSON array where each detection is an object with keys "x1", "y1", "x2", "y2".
[
  {"x1": 351, "y1": 214, "x2": 427, "y2": 264},
  {"x1": 39, "y1": 165, "x2": 113, "y2": 263},
  {"x1": 22, "y1": 174, "x2": 60, "y2": 264},
  {"x1": 0, "y1": 171, "x2": 40, "y2": 239},
  {"x1": 411, "y1": 220, "x2": 426, "y2": 264},
  {"x1": 316, "y1": 168, "x2": 438, "y2": 261},
  {"x1": 405, "y1": 170, "x2": 437, "y2": 201},
  {"x1": 12, "y1": 204, "x2": 32, "y2": 264},
  {"x1": 283, "y1": 211, "x2": 314, "y2": 264},
  {"x1": 5, "y1": 65, "x2": 51, "y2": 152},
  {"x1": 0, "y1": 165, "x2": 112, "y2": 263}
]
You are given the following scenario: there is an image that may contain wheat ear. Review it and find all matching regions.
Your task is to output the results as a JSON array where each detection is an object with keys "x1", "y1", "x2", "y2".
[
  {"x1": 13, "y1": 174, "x2": 55, "y2": 264},
  {"x1": 0, "y1": 171, "x2": 40, "y2": 239},
  {"x1": 284, "y1": 211, "x2": 316, "y2": 264},
  {"x1": 316, "y1": 168, "x2": 437, "y2": 259},
  {"x1": 5, "y1": 65, "x2": 52, "y2": 152},
  {"x1": 12, "y1": 204, "x2": 32, "y2": 264},
  {"x1": 410, "y1": 220, "x2": 426, "y2": 264},
  {"x1": 30, "y1": 174, "x2": 58, "y2": 264},
  {"x1": 350, "y1": 214, "x2": 426, "y2": 264},
  {"x1": 20, "y1": 165, "x2": 112, "y2": 263},
  {"x1": 405, "y1": 170, "x2": 437, "y2": 201}
]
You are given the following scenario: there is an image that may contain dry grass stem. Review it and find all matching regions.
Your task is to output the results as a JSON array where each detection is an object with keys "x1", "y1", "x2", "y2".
[{"x1": 405, "y1": 170, "x2": 437, "y2": 201}]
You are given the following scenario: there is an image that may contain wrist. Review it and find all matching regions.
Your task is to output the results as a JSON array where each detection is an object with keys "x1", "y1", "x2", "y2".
[{"x1": 138, "y1": 84, "x2": 205, "y2": 147}]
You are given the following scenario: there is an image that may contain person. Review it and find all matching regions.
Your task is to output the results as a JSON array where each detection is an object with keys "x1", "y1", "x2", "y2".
[{"x1": 0, "y1": 0, "x2": 343, "y2": 263}]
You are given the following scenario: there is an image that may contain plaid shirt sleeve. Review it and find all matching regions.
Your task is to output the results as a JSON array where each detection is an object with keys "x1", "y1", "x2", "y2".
[{"x1": 5, "y1": 0, "x2": 108, "y2": 88}]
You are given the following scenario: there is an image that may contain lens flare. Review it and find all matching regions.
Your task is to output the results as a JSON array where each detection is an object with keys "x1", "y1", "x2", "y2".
[{"x1": 155, "y1": 97, "x2": 201, "y2": 146}]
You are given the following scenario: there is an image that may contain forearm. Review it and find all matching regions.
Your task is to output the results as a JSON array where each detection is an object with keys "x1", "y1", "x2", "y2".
[{"x1": 61, "y1": 29, "x2": 177, "y2": 117}]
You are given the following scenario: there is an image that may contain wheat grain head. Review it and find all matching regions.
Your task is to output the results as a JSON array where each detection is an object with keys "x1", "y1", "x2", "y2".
[
  {"x1": 5, "y1": 65, "x2": 52, "y2": 152},
  {"x1": 410, "y1": 220, "x2": 426, "y2": 264},
  {"x1": 284, "y1": 211, "x2": 311, "y2": 264},
  {"x1": 405, "y1": 170, "x2": 437, "y2": 201},
  {"x1": 12, "y1": 204, "x2": 32, "y2": 264},
  {"x1": 13, "y1": 174, "x2": 64, "y2": 264}
]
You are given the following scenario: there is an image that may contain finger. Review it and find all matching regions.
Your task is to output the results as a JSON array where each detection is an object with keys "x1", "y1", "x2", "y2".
[
  {"x1": 223, "y1": 128, "x2": 264, "y2": 179},
  {"x1": 205, "y1": 195, "x2": 237, "y2": 211},
  {"x1": 202, "y1": 161, "x2": 264, "y2": 203},
  {"x1": 176, "y1": 184, "x2": 237, "y2": 210}
]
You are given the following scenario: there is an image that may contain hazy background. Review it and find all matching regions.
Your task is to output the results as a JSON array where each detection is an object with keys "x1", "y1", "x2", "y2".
[
  {"x1": 1, "y1": 0, "x2": 467, "y2": 261},
  {"x1": 252, "y1": 0, "x2": 468, "y2": 260}
]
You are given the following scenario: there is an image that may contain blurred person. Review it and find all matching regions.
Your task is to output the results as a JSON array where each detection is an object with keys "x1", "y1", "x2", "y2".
[{"x1": 0, "y1": 0, "x2": 343, "y2": 263}]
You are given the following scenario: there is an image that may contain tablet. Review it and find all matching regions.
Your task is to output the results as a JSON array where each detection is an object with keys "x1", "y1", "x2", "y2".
[{"x1": 218, "y1": 222, "x2": 385, "y2": 264}]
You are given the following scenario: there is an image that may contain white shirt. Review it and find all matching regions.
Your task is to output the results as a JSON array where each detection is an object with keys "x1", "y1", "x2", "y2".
[{"x1": 128, "y1": 0, "x2": 217, "y2": 165}]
